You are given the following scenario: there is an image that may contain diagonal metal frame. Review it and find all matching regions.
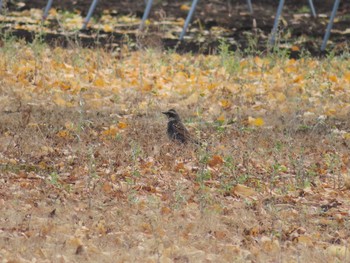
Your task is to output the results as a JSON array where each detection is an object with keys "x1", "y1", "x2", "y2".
[
  {"x1": 42, "y1": 0, "x2": 53, "y2": 20},
  {"x1": 270, "y1": 0, "x2": 317, "y2": 45},
  {"x1": 321, "y1": 0, "x2": 340, "y2": 51},
  {"x1": 82, "y1": 0, "x2": 99, "y2": 29}
]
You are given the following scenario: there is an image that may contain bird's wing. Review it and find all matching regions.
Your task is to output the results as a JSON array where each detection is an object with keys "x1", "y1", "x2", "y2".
[
  {"x1": 173, "y1": 121, "x2": 199, "y2": 144},
  {"x1": 171, "y1": 121, "x2": 189, "y2": 141},
  {"x1": 173, "y1": 121, "x2": 189, "y2": 135}
]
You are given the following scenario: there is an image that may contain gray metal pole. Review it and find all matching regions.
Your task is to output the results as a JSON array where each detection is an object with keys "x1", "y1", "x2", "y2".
[
  {"x1": 179, "y1": 0, "x2": 199, "y2": 41},
  {"x1": 269, "y1": 0, "x2": 285, "y2": 45},
  {"x1": 246, "y1": 0, "x2": 253, "y2": 14},
  {"x1": 321, "y1": 0, "x2": 340, "y2": 51},
  {"x1": 82, "y1": 0, "x2": 99, "y2": 30},
  {"x1": 42, "y1": 0, "x2": 54, "y2": 20},
  {"x1": 308, "y1": 0, "x2": 317, "y2": 18},
  {"x1": 139, "y1": 0, "x2": 154, "y2": 30}
]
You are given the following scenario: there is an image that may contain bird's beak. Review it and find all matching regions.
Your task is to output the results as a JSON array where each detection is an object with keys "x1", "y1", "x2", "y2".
[{"x1": 162, "y1": 111, "x2": 168, "y2": 115}]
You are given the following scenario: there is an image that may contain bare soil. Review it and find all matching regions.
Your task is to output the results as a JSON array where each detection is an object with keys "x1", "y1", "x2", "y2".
[{"x1": 2, "y1": 0, "x2": 350, "y2": 56}]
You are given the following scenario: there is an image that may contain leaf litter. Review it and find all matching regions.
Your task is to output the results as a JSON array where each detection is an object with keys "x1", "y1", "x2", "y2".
[{"x1": 0, "y1": 41, "x2": 350, "y2": 262}]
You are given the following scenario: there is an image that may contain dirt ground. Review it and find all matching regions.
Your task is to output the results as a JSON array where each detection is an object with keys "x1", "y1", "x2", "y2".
[
  {"x1": 2, "y1": 0, "x2": 350, "y2": 56},
  {"x1": 1, "y1": 42, "x2": 350, "y2": 262},
  {"x1": 1, "y1": 3, "x2": 350, "y2": 262}
]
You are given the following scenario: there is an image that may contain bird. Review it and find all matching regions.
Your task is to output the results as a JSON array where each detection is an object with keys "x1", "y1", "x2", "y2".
[{"x1": 162, "y1": 109, "x2": 199, "y2": 145}]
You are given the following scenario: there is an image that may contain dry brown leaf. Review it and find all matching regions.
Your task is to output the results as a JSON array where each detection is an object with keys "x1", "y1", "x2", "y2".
[
  {"x1": 208, "y1": 155, "x2": 224, "y2": 168},
  {"x1": 232, "y1": 184, "x2": 257, "y2": 198},
  {"x1": 102, "y1": 182, "x2": 113, "y2": 194}
]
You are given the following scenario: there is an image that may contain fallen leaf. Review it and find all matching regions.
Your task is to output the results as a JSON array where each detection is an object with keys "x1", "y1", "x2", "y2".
[
  {"x1": 208, "y1": 155, "x2": 224, "y2": 168},
  {"x1": 248, "y1": 117, "x2": 264, "y2": 127},
  {"x1": 232, "y1": 184, "x2": 257, "y2": 198}
]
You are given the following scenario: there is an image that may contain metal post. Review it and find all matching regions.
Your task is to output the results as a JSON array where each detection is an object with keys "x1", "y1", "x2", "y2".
[
  {"x1": 42, "y1": 0, "x2": 54, "y2": 20},
  {"x1": 82, "y1": 0, "x2": 99, "y2": 30},
  {"x1": 139, "y1": 0, "x2": 154, "y2": 30},
  {"x1": 308, "y1": 0, "x2": 317, "y2": 18},
  {"x1": 246, "y1": 0, "x2": 253, "y2": 14},
  {"x1": 179, "y1": 0, "x2": 199, "y2": 41},
  {"x1": 269, "y1": 0, "x2": 285, "y2": 45},
  {"x1": 321, "y1": 0, "x2": 340, "y2": 51}
]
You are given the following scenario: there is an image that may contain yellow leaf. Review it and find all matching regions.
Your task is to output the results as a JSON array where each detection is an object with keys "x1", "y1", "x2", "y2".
[
  {"x1": 118, "y1": 122, "x2": 127, "y2": 129},
  {"x1": 344, "y1": 72, "x2": 350, "y2": 82},
  {"x1": 101, "y1": 126, "x2": 118, "y2": 137},
  {"x1": 332, "y1": 85, "x2": 344, "y2": 92},
  {"x1": 180, "y1": 4, "x2": 190, "y2": 11},
  {"x1": 220, "y1": 99, "x2": 231, "y2": 109},
  {"x1": 293, "y1": 75, "x2": 304, "y2": 83},
  {"x1": 325, "y1": 108, "x2": 336, "y2": 116},
  {"x1": 103, "y1": 24, "x2": 113, "y2": 32},
  {"x1": 291, "y1": 45, "x2": 300, "y2": 51},
  {"x1": 49, "y1": 8, "x2": 57, "y2": 16},
  {"x1": 141, "y1": 82, "x2": 153, "y2": 92},
  {"x1": 67, "y1": 237, "x2": 83, "y2": 247},
  {"x1": 288, "y1": 58, "x2": 296, "y2": 65},
  {"x1": 94, "y1": 77, "x2": 106, "y2": 87},
  {"x1": 254, "y1": 56, "x2": 263, "y2": 67},
  {"x1": 56, "y1": 130, "x2": 71, "y2": 139},
  {"x1": 328, "y1": 75, "x2": 338, "y2": 82},
  {"x1": 285, "y1": 65, "x2": 297, "y2": 73},
  {"x1": 343, "y1": 133, "x2": 350, "y2": 140},
  {"x1": 248, "y1": 117, "x2": 264, "y2": 126},
  {"x1": 176, "y1": 17, "x2": 185, "y2": 26},
  {"x1": 54, "y1": 80, "x2": 71, "y2": 91}
]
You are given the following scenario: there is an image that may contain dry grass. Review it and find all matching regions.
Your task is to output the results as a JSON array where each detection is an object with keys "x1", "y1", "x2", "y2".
[{"x1": 0, "y1": 39, "x2": 350, "y2": 262}]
